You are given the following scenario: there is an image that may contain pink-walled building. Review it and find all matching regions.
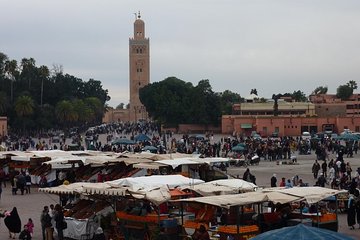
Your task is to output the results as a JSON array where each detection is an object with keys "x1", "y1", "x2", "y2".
[{"x1": 222, "y1": 93, "x2": 360, "y2": 137}]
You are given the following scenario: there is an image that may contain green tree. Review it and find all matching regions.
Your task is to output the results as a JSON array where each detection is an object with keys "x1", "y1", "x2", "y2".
[
  {"x1": 312, "y1": 86, "x2": 328, "y2": 95},
  {"x1": 250, "y1": 88, "x2": 258, "y2": 95},
  {"x1": 336, "y1": 85, "x2": 353, "y2": 100},
  {"x1": 140, "y1": 77, "x2": 193, "y2": 124},
  {"x1": 84, "y1": 97, "x2": 103, "y2": 123},
  {"x1": 292, "y1": 90, "x2": 307, "y2": 102},
  {"x1": 14, "y1": 95, "x2": 34, "y2": 118},
  {"x1": 116, "y1": 103, "x2": 125, "y2": 109},
  {"x1": 140, "y1": 77, "x2": 222, "y2": 126},
  {"x1": 0, "y1": 91, "x2": 8, "y2": 114},
  {"x1": 218, "y1": 90, "x2": 242, "y2": 115},
  {"x1": 347, "y1": 80, "x2": 357, "y2": 91},
  {"x1": 55, "y1": 100, "x2": 77, "y2": 126},
  {"x1": 336, "y1": 80, "x2": 357, "y2": 100}
]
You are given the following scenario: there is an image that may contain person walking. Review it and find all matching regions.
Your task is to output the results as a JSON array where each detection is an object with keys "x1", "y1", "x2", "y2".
[
  {"x1": 41, "y1": 206, "x2": 53, "y2": 240},
  {"x1": 321, "y1": 160, "x2": 327, "y2": 178},
  {"x1": 270, "y1": 174, "x2": 277, "y2": 187},
  {"x1": 40, "y1": 206, "x2": 48, "y2": 240},
  {"x1": 348, "y1": 192, "x2": 356, "y2": 230},
  {"x1": 346, "y1": 162, "x2": 353, "y2": 180},
  {"x1": 25, "y1": 172, "x2": 31, "y2": 194},
  {"x1": 312, "y1": 160, "x2": 320, "y2": 179},
  {"x1": 317, "y1": 173, "x2": 327, "y2": 187},
  {"x1": 4, "y1": 207, "x2": 22, "y2": 239},
  {"x1": 53, "y1": 204, "x2": 65, "y2": 240},
  {"x1": 17, "y1": 172, "x2": 26, "y2": 195}
]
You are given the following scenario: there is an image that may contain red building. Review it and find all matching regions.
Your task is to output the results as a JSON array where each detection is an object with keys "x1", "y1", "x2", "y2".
[{"x1": 222, "y1": 94, "x2": 360, "y2": 137}]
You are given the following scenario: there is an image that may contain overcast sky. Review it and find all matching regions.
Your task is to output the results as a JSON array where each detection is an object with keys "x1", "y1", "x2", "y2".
[{"x1": 2, "y1": 0, "x2": 360, "y2": 107}]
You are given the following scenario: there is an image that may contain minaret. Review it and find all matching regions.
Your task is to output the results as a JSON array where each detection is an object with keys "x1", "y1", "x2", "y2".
[{"x1": 129, "y1": 11, "x2": 149, "y2": 122}]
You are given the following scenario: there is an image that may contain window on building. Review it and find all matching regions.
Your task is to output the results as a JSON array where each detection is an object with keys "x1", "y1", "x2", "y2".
[
  {"x1": 275, "y1": 127, "x2": 279, "y2": 133},
  {"x1": 356, "y1": 126, "x2": 360, "y2": 132}
]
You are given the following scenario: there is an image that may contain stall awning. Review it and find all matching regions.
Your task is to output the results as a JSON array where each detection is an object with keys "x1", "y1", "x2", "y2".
[{"x1": 241, "y1": 123, "x2": 252, "y2": 129}]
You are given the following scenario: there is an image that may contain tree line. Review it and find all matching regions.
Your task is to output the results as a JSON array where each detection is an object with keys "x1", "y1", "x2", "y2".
[
  {"x1": 139, "y1": 77, "x2": 358, "y2": 126},
  {"x1": 0, "y1": 52, "x2": 110, "y2": 133},
  {"x1": 1, "y1": 52, "x2": 357, "y2": 131}
]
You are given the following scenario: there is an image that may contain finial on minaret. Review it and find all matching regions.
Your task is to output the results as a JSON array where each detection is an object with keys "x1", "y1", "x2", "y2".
[{"x1": 138, "y1": 11, "x2": 141, "y2": 19}]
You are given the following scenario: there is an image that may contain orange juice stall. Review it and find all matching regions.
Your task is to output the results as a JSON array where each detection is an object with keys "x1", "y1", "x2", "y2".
[
  {"x1": 262, "y1": 187, "x2": 345, "y2": 232},
  {"x1": 175, "y1": 187, "x2": 344, "y2": 239},
  {"x1": 82, "y1": 175, "x2": 205, "y2": 240},
  {"x1": 174, "y1": 191, "x2": 300, "y2": 240}
]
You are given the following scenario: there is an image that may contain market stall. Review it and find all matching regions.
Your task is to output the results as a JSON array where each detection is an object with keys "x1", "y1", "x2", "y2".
[
  {"x1": 263, "y1": 186, "x2": 346, "y2": 232},
  {"x1": 39, "y1": 182, "x2": 111, "y2": 239},
  {"x1": 175, "y1": 191, "x2": 300, "y2": 240}
]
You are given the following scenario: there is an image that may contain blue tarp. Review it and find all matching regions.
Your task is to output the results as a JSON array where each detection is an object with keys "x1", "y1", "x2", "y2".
[
  {"x1": 251, "y1": 224, "x2": 354, "y2": 240},
  {"x1": 134, "y1": 133, "x2": 151, "y2": 142}
]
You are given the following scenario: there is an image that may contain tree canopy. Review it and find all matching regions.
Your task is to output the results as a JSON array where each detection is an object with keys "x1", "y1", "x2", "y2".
[
  {"x1": 336, "y1": 80, "x2": 358, "y2": 100},
  {"x1": 139, "y1": 77, "x2": 229, "y2": 126},
  {"x1": 312, "y1": 86, "x2": 328, "y2": 95},
  {"x1": 0, "y1": 52, "x2": 110, "y2": 133}
]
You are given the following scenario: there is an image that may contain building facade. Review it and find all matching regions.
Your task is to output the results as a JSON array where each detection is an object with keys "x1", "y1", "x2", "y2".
[
  {"x1": 222, "y1": 94, "x2": 360, "y2": 137},
  {"x1": 129, "y1": 12, "x2": 150, "y2": 122},
  {"x1": 0, "y1": 116, "x2": 7, "y2": 137}
]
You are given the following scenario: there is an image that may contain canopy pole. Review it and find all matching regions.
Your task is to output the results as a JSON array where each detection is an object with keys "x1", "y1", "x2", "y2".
[
  {"x1": 300, "y1": 201, "x2": 303, "y2": 223},
  {"x1": 316, "y1": 202, "x2": 320, "y2": 228},
  {"x1": 335, "y1": 194, "x2": 339, "y2": 231},
  {"x1": 181, "y1": 202, "x2": 184, "y2": 225},
  {"x1": 236, "y1": 206, "x2": 240, "y2": 237}
]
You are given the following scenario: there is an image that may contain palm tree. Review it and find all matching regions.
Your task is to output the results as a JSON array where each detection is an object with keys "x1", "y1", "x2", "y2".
[
  {"x1": 55, "y1": 100, "x2": 77, "y2": 127},
  {"x1": 84, "y1": 97, "x2": 103, "y2": 123},
  {"x1": 72, "y1": 99, "x2": 94, "y2": 124},
  {"x1": 15, "y1": 95, "x2": 34, "y2": 118},
  {"x1": 14, "y1": 95, "x2": 35, "y2": 131}
]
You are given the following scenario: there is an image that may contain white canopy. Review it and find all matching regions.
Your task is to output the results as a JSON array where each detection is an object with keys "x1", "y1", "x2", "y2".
[
  {"x1": 43, "y1": 156, "x2": 85, "y2": 165},
  {"x1": 108, "y1": 175, "x2": 204, "y2": 189},
  {"x1": 265, "y1": 186, "x2": 346, "y2": 204},
  {"x1": 175, "y1": 191, "x2": 301, "y2": 209},
  {"x1": 191, "y1": 157, "x2": 230, "y2": 165},
  {"x1": 156, "y1": 158, "x2": 201, "y2": 169},
  {"x1": 39, "y1": 182, "x2": 106, "y2": 194},
  {"x1": 133, "y1": 162, "x2": 167, "y2": 170},
  {"x1": 184, "y1": 179, "x2": 257, "y2": 196}
]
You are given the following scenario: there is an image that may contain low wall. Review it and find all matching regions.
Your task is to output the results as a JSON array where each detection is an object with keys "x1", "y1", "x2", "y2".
[{"x1": 163, "y1": 124, "x2": 221, "y2": 134}]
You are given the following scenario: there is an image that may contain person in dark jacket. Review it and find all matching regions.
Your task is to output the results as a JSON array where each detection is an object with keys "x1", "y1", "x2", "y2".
[
  {"x1": 4, "y1": 207, "x2": 21, "y2": 239},
  {"x1": 53, "y1": 204, "x2": 64, "y2": 240},
  {"x1": 92, "y1": 227, "x2": 106, "y2": 240},
  {"x1": 19, "y1": 225, "x2": 32, "y2": 240},
  {"x1": 270, "y1": 174, "x2": 277, "y2": 187}
]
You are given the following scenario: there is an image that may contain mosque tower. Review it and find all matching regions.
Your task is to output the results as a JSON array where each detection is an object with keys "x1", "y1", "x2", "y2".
[{"x1": 129, "y1": 11, "x2": 149, "y2": 122}]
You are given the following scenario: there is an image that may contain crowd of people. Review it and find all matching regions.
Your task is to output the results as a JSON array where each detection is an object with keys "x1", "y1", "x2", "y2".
[{"x1": 2, "y1": 121, "x2": 360, "y2": 237}]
